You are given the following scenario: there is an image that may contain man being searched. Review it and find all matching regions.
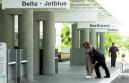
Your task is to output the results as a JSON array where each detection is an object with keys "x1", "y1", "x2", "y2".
[
  {"x1": 82, "y1": 42, "x2": 94, "y2": 79},
  {"x1": 109, "y1": 43, "x2": 119, "y2": 67},
  {"x1": 86, "y1": 42, "x2": 110, "y2": 79}
]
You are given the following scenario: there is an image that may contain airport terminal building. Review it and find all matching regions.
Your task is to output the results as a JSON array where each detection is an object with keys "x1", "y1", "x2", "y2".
[{"x1": 0, "y1": 0, "x2": 119, "y2": 83}]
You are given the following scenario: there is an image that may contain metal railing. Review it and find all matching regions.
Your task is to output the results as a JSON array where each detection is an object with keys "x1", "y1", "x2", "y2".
[{"x1": 7, "y1": 49, "x2": 28, "y2": 81}]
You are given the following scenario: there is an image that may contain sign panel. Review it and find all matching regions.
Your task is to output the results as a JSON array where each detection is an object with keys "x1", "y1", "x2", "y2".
[
  {"x1": 78, "y1": 23, "x2": 117, "y2": 29},
  {"x1": 0, "y1": 43, "x2": 7, "y2": 76},
  {"x1": 78, "y1": 16, "x2": 120, "y2": 30},
  {"x1": 95, "y1": 28, "x2": 118, "y2": 32},
  {"x1": 2, "y1": 0, "x2": 70, "y2": 9},
  {"x1": 0, "y1": 43, "x2": 7, "y2": 83}
]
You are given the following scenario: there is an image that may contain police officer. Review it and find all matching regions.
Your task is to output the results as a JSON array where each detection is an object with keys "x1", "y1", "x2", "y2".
[{"x1": 87, "y1": 43, "x2": 110, "y2": 79}]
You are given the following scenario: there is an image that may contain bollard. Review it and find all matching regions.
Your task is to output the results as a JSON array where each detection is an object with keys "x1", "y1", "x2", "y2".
[
  {"x1": 16, "y1": 49, "x2": 21, "y2": 83},
  {"x1": 121, "y1": 63, "x2": 123, "y2": 73},
  {"x1": 55, "y1": 49, "x2": 58, "y2": 73}
]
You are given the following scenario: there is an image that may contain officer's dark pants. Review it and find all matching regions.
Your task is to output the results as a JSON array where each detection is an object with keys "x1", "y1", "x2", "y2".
[
  {"x1": 111, "y1": 54, "x2": 117, "y2": 67},
  {"x1": 94, "y1": 61, "x2": 110, "y2": 77}
]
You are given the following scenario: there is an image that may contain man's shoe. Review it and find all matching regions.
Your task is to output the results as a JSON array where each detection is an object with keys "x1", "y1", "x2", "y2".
[
  {"x1": 104, "y1": 76, "x2": 110, "y2": 78},
  {"x1": 95, "y1": 77, "x2": 101, "y2": 79}
]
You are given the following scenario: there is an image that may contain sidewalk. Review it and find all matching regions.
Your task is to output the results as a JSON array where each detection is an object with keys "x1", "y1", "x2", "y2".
[
  {"x1": 9, "y1": 61, "x2": 128, "y2": 83},
  {"x1": 32, "y1": 61, "x2": 123, "y2": 83}
]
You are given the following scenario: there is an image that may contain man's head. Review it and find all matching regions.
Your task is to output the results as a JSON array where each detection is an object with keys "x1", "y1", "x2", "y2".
[
  {"x1": 112, "y1": 43, "x2": 115, "y2": 45},
  {"x1": 83, "y1": 42, "x2": 92, "y2": 49},
  {"x1": 122, "y1": 54, "x2": 125, "y2": 57}
]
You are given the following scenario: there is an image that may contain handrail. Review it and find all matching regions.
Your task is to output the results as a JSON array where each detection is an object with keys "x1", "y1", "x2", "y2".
[{"x1": 8, "y1": 60, "x2": 28, "y2": 65}]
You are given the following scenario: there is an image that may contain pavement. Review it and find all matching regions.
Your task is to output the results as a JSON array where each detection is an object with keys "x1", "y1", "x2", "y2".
[
  {"x1": 111, "y1": 64, "x2": 129, "y2": 83},
  {"x1": 9, "y1": 61, "x2": 129, "y2": 83}
]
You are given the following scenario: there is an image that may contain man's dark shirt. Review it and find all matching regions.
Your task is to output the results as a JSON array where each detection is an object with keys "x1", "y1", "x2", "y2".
[
  {"x1": 109, "y1": 46, "x2": 119, "y2": 55},
  {"x1": 89, "y1": 47, "x2": 105, "y2": 64}
]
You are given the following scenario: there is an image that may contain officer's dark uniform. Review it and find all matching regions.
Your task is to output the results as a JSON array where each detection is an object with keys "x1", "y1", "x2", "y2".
[{"x1": 89, "y1": 47, "x2": 110, "y2": 78}]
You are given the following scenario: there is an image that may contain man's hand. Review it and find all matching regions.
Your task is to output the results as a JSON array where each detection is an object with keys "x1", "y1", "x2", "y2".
[
  {"x1": 92, "y1": 64, "x2": 95, "y2": 67},
  {"x1": 90, "y1": 64, "x2": 96, "y2": 72}
]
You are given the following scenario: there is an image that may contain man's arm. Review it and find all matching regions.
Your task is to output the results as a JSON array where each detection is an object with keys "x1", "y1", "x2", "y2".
[
  {"x1": 109, "y1": 52, "x2": 110, "y2": 57},
  {"x1": 116, "y1": 47, "x2": 120, "y2": 55},
  {"x1": 109, "y1": 47, "x2": 111, "y2": 57}
]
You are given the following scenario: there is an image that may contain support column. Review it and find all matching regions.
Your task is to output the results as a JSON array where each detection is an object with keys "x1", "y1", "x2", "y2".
[
  {"x1": 80, "y1": 30, "x2": 83, "y2": 47},
  {"x1": 100, "y1": 32, "x2": 105, "y2": 54},
  {"x1": 18, "y1": 10, "x2": 33, "y2": 81},
  {"x1": 0, "y1": 5, "x2": 14, "y2": 48},
  {"x1": 72, "y1": 23, "x2": 79, "y2": 48},
  {"x1": 96, "y1": 32, "x2": 99, "y2": 49},
  {"x1": 84, "y1": 29, "x2": 90, "y2": 42},
  {"x1": 43, "y1": 11, "x2": 55, "y2": 75},
  {"x1": 71, "y1": 23, "x2": 81, "y2": 66},
  {"x1": 33, "y1": 20, "x2": 40, "y2": 75},
  {"x1": 89, "y1": 29, "x2": 96, "y2": 48},
  {"x1": 80, "y1": 29, "x2": 89, "y2": 47}
]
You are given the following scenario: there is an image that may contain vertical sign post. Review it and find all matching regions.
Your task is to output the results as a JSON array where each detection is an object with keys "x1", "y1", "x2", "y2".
[{"x1": 0, "y1": 43, "x2": 7, "y2": 83}]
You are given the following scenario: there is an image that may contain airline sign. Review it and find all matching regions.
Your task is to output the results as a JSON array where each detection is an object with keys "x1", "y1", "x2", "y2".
[{"x1": 2, "y1": 0, "x2": 70, "y2": 9}]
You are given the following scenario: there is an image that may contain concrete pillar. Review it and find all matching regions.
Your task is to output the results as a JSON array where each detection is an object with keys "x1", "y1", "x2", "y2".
[
  {"x1": 80, "y1": 29, "x2": 89, "y2": 47},
  {"x1": 84, "y1": 29, "x2": 90, "y2": 42},
  {"x1": 0, "y1": 5, "x2": 14, "y2": 48},
  {"x1": 89, "y1": 29, "x2": 96, "y2": 48},
  {"x1": 96, "y1": 32, "x2": 99, "y2": 48},
  {"x1": 18, "y1": 10, "x2": 33, "y2": 81},
  {"x1": 71, "y1": 23, "x2": 80, "y2": 66},
  {"x1": 100, "y1": 32, "x2": 105, "y2": 54},
  {"x1": 80, "y1": 30, "x2": 83, "y2": 47},
  {"x1": 43, "y1": 11, "x2": 55, "y2": 75},
  {"x1": 33, "y1": 20, "x2": 40, "y2": 75},
  {"x1": 72, "y1": 23, "x2": 79, "y2": 48}
]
